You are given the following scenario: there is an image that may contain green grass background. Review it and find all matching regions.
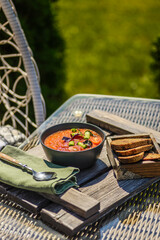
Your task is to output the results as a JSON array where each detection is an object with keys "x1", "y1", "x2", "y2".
[{"x1": 52, "y1": 0, "x2": 160, "y2": 99}]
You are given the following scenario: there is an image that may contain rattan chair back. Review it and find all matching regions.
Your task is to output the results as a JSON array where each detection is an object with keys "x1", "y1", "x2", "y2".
[{"x1": 0, "y1": 0, "x2": 46, "y2": 136}]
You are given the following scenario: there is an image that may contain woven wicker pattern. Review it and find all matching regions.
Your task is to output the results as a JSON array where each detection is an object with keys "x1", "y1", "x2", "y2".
[
  {"x1": 0, "y1": 0, "x2": 45, "y2": 136},
  {"x1": 52, "y1": 97, "x2": 160, "y2": 131},
  {"x1": 0, "y1": 194, "x2": 65, "y2": 240}
]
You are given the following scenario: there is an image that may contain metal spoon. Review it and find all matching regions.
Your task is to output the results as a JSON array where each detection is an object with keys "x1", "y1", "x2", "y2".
[{"x1": 0, "y1": 152, "x2": 57, "y2": 181}]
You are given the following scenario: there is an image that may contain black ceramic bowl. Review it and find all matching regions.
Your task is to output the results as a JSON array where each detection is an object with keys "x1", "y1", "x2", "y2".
[{"x1": 40, "y1": 122, "x2": 105, "y2": 169}]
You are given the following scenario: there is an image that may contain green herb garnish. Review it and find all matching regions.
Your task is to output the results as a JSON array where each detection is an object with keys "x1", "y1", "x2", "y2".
[
  {"x1": 71, "y1": 128, "x2": 77, "y2": 132},
  {"x1": 77, "y1": 142, "x2": 87, "y2": 149},
  {"x1": 69, "y1": 141, "x2": 75, "y2": 146}
]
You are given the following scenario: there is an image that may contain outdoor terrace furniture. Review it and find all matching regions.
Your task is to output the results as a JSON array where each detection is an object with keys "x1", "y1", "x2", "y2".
[
  {"x1": 0, "y1": 94, "x2": 159, "y2": 239},
  {"x1": 0, "y1": 0, "x2": 160, "y2": 239},
  {"x1": 0, "y1": 0, "x2": 46, "y2": 137}
]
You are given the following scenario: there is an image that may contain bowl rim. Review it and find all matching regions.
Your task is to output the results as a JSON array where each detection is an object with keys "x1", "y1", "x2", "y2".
[{"x1": 40, "y1": 122, "x2": 106, "y2": 154}]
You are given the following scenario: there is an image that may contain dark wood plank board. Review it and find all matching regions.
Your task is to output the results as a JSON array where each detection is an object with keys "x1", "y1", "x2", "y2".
[
  {"x1": 0, "y1": 141, "x2": 110, "y2": 220},
  {"x1": 0, "y1": 182, "x2": 12, "y2": 194},
  {"x1": 7, "y1": 188, "x2": 50, "y2": 214},
  {"x1": 0, "y1": 141, "x2": 110, "y2": 219},
  {"x1": 0, "y1": 182, "x2": 52, "y2": 214},
  {"x1": 106, "y1": 133, "x2": 160, "y2": 179},
  {"x1": 26, "y1": 143, "x2": 111, "y2": 219},
  {"x1": 80, "y1": 171, "x2": 159, "y2": 213},
  {"x1": 40, "y1": 188, "x2": 100, "y2": 219},
  {"x1": 41, "y1": 203, "x2": 84, "y2": 236},
  {"x1": 40, "y1": 170, "x2": 160, "y2": 236},
  {"x1": 3, "y1": 177, "x2": 100, "y2": 219},
  {"x1": 86, "y1": 110, "x2": 160, "y2": 144},
  {"x1": 77, "y1": 142, "x2": 111, "y2": 185}
]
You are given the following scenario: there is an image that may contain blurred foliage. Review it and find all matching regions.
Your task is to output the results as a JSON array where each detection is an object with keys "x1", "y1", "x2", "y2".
[
  {"x1": 3, "y1": 0, "x2": 159, "y2": 126},
  {"x1": 150, "y1": 36, "x2": 160, "y2": 97},
  {"x1": 14, "y1": 0, "x2": 67, "y2": 117},
  {"x1": 53, "y1": 0, "x2": 160, "y2": 99}
]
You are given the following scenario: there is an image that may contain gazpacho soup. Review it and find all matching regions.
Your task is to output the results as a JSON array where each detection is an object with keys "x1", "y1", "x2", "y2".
[{"x1": 44, "y1": 128, "x2": 102, "y2": 152}]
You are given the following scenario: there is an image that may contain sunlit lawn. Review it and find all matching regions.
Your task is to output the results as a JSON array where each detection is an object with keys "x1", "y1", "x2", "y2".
[{"x1": 53, "y1": 0, "x2": 160, "y2": 99}]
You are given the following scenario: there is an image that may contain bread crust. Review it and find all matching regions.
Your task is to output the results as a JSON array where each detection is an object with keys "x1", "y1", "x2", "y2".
[
  {"x1": 118, "y1": 152, "x2": 144, "y2": 164},
  {"x1": 115, "y1": 144, "x2": 153, "y2": 156},
  {"x1": 111, "y1": 138, "x2": 152, "y2": 150},
  {"x1": 143, "y1": 153, "x2": 160, "y2": 161}
]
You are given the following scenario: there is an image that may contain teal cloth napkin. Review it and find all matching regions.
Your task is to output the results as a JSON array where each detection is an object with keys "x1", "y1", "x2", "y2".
[{"x1": 0, "y1": 145, "x2": 79, "y2": 195}]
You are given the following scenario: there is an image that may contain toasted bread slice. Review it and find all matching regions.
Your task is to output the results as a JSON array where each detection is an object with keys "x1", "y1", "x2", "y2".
[
  {"x1": 143, "y1": 153, "x2": 160, "y2": 161},
  {"x1": 115, "y1": 144, "x2": 153, "y2": 156},
  {"x1": 118, "y1": 152, "x2": 144, "y2": 164},
  {"x1": 111, "y1": 138, "x2": 152, "y2": 150}
]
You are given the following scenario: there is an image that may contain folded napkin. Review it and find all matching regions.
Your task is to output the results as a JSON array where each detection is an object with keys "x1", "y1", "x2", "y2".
[{"x1": 0, "y1": 145, "x2": 79, "y2": 195}]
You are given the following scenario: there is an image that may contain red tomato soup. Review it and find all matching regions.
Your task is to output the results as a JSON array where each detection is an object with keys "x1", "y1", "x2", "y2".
[{"x1": 44, "y1": 128, "x2": 102, "y2": 152}]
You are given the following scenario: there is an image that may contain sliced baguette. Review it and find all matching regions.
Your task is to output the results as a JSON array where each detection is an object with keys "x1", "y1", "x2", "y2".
[
  {"x1": 118, "y1": 152, "x2": 144, "y2": 164},
  {"x1": 111, "y1": 138, "x2": 152, "y2": 150},
  {"x1": 115, "y1": 144, "x2": 153, "y2": 156},
  {"x1": 143, "y1": 153, "x2": 160, "y2": 161}
]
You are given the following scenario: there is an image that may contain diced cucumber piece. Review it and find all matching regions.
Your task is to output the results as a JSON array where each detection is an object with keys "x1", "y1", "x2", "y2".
[
  {"x1": 71, "y1": 132, "x2": 77, "y2": 137},
  {"x1": 84, "y1": 130, "x2": 93, "y2": 139},
  {"x1": 77, "y1": 142, "x2": 87, "y2": 149},
  {"x1": 71, "y1": 128, "x2": 77, "y2": 132},
  {"x1": 69, "y1": 141, "x2": 75, "y2": 146}
]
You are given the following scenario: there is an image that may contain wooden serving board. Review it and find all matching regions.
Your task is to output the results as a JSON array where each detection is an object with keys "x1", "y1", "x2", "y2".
[
  {"x1": 106, "y1": 133, "x2": 160, "y2": 180},
  {"x1": 40, "y1": 170, "x2": 159, "y2": 236},
  {"x1": 0, "y1": 142, "x2": 111, "y2": 234},
  {"x1": 27, "y1": 143, "x2": 110, "y2": 219},
  {"x1": 86, "y1": 110, "x2": 160, "y2": 144},
  {"x1": 0, "y1": 111, "x2": 160, "y2": 236}
]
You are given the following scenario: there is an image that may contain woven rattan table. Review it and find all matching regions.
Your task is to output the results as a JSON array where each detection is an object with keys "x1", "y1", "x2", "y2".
[{"x1": 0, "y1": 94, "x2": 160, "y2": 239}]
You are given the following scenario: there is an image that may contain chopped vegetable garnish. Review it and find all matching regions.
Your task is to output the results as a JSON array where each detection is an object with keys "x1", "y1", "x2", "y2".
[
  {"x1": 77, "y1": 142, "x2": 87, "y2": 149},
  {"x1": 69, "y1": 141, "x2": 75, "y2": 146},
  {"x1": 83, "y1": 140, "x2": 92, "y2": 147},
  {"x1": 78, "y1": 129, "x2": 83, "y2": 135},
  {"x1": 84, "y1": 131, "x2": 92, "y2": 139},
  {"x1": 71, "y1": 128, "x2": 77, "y2": 132},
  {"x1": 71, "y1": 133, "x2": 84, "y2": 140},
  {"x1": 86, "y1": 130, "x2": 93, "y2": 136},
  {"x1": 62, "y1": 136, "x2": 71, "y2": 142},
  {"x1": 71, "y1": 132, "x2": 77, "y2": 137}
]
